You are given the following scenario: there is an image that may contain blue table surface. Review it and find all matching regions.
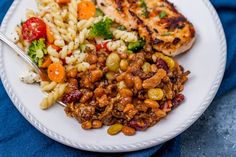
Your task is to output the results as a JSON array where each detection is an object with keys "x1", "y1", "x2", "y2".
[{"x1": 181, "y1": 88, "x2": 236, "y2": 157}]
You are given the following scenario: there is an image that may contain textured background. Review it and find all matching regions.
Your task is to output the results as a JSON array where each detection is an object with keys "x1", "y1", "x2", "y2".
[{"x1": 181, "y1": 89, "x2": 236, "y2": 157}]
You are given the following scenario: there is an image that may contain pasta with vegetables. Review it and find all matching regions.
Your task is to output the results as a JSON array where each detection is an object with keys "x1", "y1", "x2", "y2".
[{"x1": 16, "y1": 0, "x2": 195, "y2": 136}]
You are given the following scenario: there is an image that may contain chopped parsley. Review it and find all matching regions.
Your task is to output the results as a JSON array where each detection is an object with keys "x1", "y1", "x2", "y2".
[
  {"x1": 159, "y1": 11, "x2": 167, "y2": 19},
  {"x1": 139, "y1": 0, "x2": 149, "y2": 18}
]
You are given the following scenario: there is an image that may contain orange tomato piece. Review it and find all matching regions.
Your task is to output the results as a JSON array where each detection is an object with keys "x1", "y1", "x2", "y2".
[
  {"x1": 41, "y1": 55, "x2": 52, "y2": 68},
  {"x1": 47, "y1": 62, "x2": 65, "y2": 83},
  {"x1": 46, "y1": 25, "x2": 54, "y2": 44},
  {"x1": 77, "y1": 1, "x2": 96, "y2": 20}
]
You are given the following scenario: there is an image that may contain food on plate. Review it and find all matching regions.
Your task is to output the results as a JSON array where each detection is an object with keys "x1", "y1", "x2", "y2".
[{"x1": 14, "y1": 0, "x2": 193, "y2": 136}]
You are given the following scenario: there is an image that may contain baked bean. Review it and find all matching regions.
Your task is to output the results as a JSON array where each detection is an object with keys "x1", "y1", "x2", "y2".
[
  {"x1": 125, "y1": 108, "x2": 138, "y2": 120},
  {"x1": 123, "y1": 103, "x2": 134, "y2": 113},
  {"x1": 97, "y1": 94, "x2": 109, "y2": 107},
  {"x1": 116, "y1": 72, "x2": 126, "y2": 81},
  {"x1": 150, "y1": 64, "x2": 158, "y2": 73},
  {"x1": 92, "y1": 120, "x2": 103, "y2": 129},
  {"x1": 89, "y1": 64, "x2": 97, "y2": 70},
  {"x1": 122, "y1": 126, "x2": 136, "y2": 136},
  {"x1": 94, "y1": 87, "x2": 105, "y2": 97},
  {"x1": 128, "y1": 54, "x2": 135, "y2": 60},
  {"x1": 98, "y1": 56, "x2": 106, "y2": 64},
  {"x1": 80, "y1": 91, "x2": 93, "y2": 103},
  {"x1": 119, "y1": 97, "x2": 132, "y2": 106},
  {"x1": 134, "y1": 76, "x2": 142, "y2": 90},
  {"x1": 124, "y1": 73, "x2": 134, "y2": 88},
  {"x1": 91, "y1": 70, "x2": 103, "y2": 82},
  {"x1": 120, "y1": 59, "x2": 129, "y2": 71},
  {"x1": 66, "y1": 68, "x2": 78, "y2": 78},
  {"x1": 119, "y1": 52, "x2": 128, "y2": 59},
  {"x1": 144, "y1": 99, "x2": 159, "y2": 108},
  {"x1": 86, "y1": 54, "x2": 98, "y2": 64},
  {"x1": 119, "y1": 88, "x2": 133, "y2": 97},
  {"x1": 81, "y1": 121, "x2": 92, "y2": 130},
  {"x1": 137, "y1": 59, "x2": 144, "y2": 66},
  {"x1": 136, "y1": 104, "x2": 148, "y2": 112},
  {"x1": 154, "y1": 109, "x2": 166, "y2": 118}
]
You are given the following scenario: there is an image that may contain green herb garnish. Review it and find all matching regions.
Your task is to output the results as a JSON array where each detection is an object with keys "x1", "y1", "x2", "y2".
[
  {"x1": 139, "y1": 0, "x2": 149, "y2": 18},
  {"x1": 159, "y1": 11, "x2": 167, "y2": 19},
  {"x1": 161, "y1": 32, "x2": 171, "y2": 36}
]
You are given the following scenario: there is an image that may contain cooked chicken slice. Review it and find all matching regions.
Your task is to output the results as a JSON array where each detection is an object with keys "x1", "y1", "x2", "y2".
[{"x1": 97, "y1": 0, "x2": 195, "y2": 56}]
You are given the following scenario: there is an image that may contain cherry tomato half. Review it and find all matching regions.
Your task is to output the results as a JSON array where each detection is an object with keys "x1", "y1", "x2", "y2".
[
  {"x1": 22, "y1": 17, "x2": 46, "y2": 42},
  {"x1": 96, "y1": 41, "x2": 109, "y2": 51}
]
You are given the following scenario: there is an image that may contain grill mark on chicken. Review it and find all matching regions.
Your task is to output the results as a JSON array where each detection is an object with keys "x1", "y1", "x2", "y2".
[
  {"x1": 161, "y1": 16, "x2": 187, "y2": 31},
  {"x1": 153, "y1": 38, "x2": 164, "y2": 45},
  {"x1": 129, "y1": 10, "x2": 153, "y2": 40},
  {"x1": 129, "y1": 10, "x2": 144, "y2": 25}
]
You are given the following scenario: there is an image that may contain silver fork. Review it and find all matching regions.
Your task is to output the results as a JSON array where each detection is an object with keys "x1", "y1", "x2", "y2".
[{"x1": 0, "y1": 32, "x2": 66, "y2": 107}]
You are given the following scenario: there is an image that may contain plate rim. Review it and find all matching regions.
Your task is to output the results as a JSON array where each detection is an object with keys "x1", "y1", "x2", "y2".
[{"x1": 0, "y1": 0, "x2": 227, "y2": 152}]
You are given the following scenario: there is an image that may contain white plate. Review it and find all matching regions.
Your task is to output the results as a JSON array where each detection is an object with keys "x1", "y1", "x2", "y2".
[{"x1": 0, "y1": 0, "x2": 226, "y2": 153}]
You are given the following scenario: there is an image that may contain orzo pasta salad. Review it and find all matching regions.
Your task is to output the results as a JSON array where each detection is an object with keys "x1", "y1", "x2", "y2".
[{"x1": 14, "y1": 0, "x2": 195, "y2": 136}]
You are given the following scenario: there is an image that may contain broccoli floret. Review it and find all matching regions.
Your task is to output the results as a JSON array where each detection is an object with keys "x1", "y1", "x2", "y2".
[
  {"x1": 89, "y1": 18, "x2": 113, "y2": 39},
  {"x1": 128, "y1": 39, "x2": 145, "y2": 52},
  {"x1": 28, "y1": 38, "x2": 47, "y2": 67}
]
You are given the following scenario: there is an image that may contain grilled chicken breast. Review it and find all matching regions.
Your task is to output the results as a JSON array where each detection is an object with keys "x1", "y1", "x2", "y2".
[{"x1": 97, "y1": 0, "x2": 195, "y2": 56}]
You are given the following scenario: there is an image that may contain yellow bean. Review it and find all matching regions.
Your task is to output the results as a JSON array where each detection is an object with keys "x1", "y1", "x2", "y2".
[
  {"x1": 106, "y1": 72, "x2": 115, "y2": 80},
  {"x1": 117, "y1": 81, "x2": 127, "y2": 89},
  {"x1": 142, "y1": 62, "x2": 151, "y2": 73},
  {"x1": 107, "y1": 124, "x2": 123, "y2": 135},
  {"x1": 106, "y1": 53, "x2": 120, "y2": 72},
  {"x1": 148, "y1": 88, "x2": 164, "y2": 100}
]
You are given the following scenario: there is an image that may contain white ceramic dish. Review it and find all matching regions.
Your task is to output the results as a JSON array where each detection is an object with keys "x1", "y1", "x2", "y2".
[{"x1": 0, "y1": 0, "x2": 226, "y2": 153}]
